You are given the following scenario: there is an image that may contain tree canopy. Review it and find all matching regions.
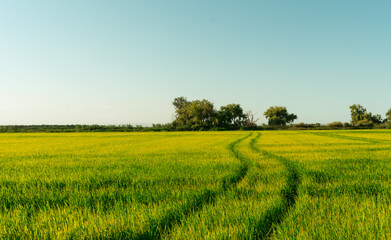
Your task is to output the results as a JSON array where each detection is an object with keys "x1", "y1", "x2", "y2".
[
  {"x1": 263, "y1": 106, "x2": 297, "y2": 126},
  {"x1": 349, "y1": 104, "x2": 383, "y2": 126},
  {"x1": 172, "y1": 97, "x2": 248, "y2": 130},
  {"x1": 217, "y1": 104, "x2": 247, "y2": 129},
  {"x1": 170, "y1": 98, "x2": 388, "y2": 131},
  {"x1": 386, "y1": 108, "x2": 391, "y2": 122},
  {"x1": 172, "y1": 97, "x2": 215, "y2": 130}
]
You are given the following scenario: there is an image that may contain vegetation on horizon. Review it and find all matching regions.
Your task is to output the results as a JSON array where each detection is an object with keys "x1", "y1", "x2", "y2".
[
  {"x1": 171, "y1": 97, "x2": 390, "y2": 131},
  {"x1": 0, "y1": 98, "x2": 390, "y2": 132}
]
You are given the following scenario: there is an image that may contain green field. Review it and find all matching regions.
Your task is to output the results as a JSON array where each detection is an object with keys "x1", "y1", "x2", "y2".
[{"x1": 0, "y1": 130, "x2": 390, "y2": 239}]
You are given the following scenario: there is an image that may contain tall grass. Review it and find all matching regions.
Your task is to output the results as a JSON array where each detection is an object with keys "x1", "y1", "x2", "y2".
[
  {"x1": 261, "y1": 130, "x2": 391, "y2": 239},
  {"x1": 0, "y1": 130, "x2": 390, "y2": 239}
]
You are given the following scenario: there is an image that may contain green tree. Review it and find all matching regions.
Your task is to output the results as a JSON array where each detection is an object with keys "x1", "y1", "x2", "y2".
[
  {"x1": 370, "y1": 114, "x2": 383, "y2": 124},
  {"x1": 173, "y1": 96, "x2": 191, "y2": 128},
  {"x1": 386, "y1": 108, "x2": 391, "y2": 122},
  {"x1": 264, "y1": 106, "x2": 297, "y2": 126},
  {"x1": 349, "y1": 104, "x2": 367, "y2": 123},
  {"x1": 172, "y1": 97, "x2": 215, "y2": 130},
  {"x1": 186, "y1": 99, "x2": 216, "y2": 130},
  {"x1": 349, "y1": 104, "x2": 382, "y2": 125},
  {"x1": 217, "y1": 104, "x2": 247, "y2": 129},
  {"x1": 173, "y1": 96, "x2": 190, "y2": 112}
]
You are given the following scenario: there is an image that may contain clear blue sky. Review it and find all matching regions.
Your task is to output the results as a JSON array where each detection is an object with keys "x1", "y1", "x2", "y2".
[{"x1": 1, "y1": 1, "x2": 390, "y2": 125}]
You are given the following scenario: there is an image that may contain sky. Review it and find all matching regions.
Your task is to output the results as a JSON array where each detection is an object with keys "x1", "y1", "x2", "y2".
[{"x1": 1, "y1": 1, "x2": 390, "y2": 125}]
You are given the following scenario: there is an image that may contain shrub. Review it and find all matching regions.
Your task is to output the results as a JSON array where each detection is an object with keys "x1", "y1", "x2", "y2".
[
  {"x1": 293, "y1": 123, "x2": 316, "y2": 129},
  {"x1": 354, "y1": 119, "x2": 373, "y2": 128},
  {"x1": 327, "y1": 121, "x2": 343, "y2": 128},
  {"x1": 343, "y1": 122, "x2": 351, "y2": 128}
]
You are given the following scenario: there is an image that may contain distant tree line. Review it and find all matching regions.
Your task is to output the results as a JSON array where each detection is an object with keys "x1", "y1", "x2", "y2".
[
  {"x1": 171, "y1": 96, "x2": 298, "y2": 130},
  {"x1": 0, "y1": 124, "x2": 176, "y2": 133},
  {"x1": 292, "y1": 104, "x2": 391, "y2": 130},
  {"x1": 0, "y1": 99, "x2": 390, "y2": 132},
  {"x1": 348, "y1": 104, "x2": 388, "y2": 128},
  {"x1": 172, "y1": 97, "x2": 247, "y2": 130}
]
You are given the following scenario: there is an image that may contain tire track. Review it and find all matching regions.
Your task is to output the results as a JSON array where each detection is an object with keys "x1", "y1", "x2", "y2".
[
  {"x1": 311, "y1": 132, "x2": 389, "y2": 144},
  {"x1": 134, "y1": 189, "x2": 217, "y2": 240},
  {"x1": 133, "y1": 132, "x2": 254, "y2": 240},
  {"x1": 221, "y1": 132, "x2": 253, "y2": 190},
  {"x1": 249, "y1": 132, "x2": 302, "y2": 239}
]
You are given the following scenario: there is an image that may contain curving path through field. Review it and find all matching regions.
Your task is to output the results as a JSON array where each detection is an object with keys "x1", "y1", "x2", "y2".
[
  {"x1": 250, "y1": 132, "x2": 302, "y2": 239},
  {"x1": 311, "y1": 132, "x2": 391, "y2": 144},
  {"x1": 134, "y1": 132, "x2": 254, "y2": 240},
  {"x1": 132, "y1": 132, "x2": 303, "y2": 240}
]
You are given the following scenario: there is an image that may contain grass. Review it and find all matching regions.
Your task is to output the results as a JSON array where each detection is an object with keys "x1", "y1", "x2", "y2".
[{"x1": 0, "y1": 130, "x2": 390, "y2": 239}]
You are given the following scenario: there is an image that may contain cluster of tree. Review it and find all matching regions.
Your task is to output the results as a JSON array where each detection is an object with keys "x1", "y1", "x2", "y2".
[
  {"x1": 172, "y1": 97, "x2": 248, "y2": 130},
  {"x1": 0, "y1": 124, "x2": 171, "y2": 133},
  {"x1": 350, "y1": 104, "x2": 391, "y2": 128},
  {"x1": 172, "y1": 97, "x2": 298, "y2": 130},
  {"x1": 1, "y1": 100, "x2": 390, "y2": 132},
  {"x1": 263, "y1": 106, "x2": 297, "y2": 126},
  {"x1": 289, "y1": 105, "x2": 391, "y2": 130}
]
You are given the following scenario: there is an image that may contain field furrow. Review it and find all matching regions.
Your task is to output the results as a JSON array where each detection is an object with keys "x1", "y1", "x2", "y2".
[
  {"x1": 311, "y1": 131, "x2": 391, "y2": 144},
  {"x1": 267, "y1": 131, "x2": 391, "y2": 240},
  {"x1": 249, "y1": 133, "x2": 302, "y2": 239},
  {"x1": 133, "y1": 133, "x2": 253, "y2": 239},
  {"x1": 221, "y1": 132, "x2": 253, "y2": 190}
]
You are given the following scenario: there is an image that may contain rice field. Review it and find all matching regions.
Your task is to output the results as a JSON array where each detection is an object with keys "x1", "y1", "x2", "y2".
[{"x1": 0, "y1": 130, "x2": 390, "y2": 239}]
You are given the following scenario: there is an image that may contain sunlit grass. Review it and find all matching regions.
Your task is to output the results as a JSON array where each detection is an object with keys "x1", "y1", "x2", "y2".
[{"x1": 0, "y1": 130, "x2": 390, "y2": 239}]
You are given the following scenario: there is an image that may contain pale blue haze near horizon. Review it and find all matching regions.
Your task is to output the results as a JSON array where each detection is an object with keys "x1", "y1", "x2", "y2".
[{"x1": 1, "y1": 1, "x2": 390, "y2": 125}]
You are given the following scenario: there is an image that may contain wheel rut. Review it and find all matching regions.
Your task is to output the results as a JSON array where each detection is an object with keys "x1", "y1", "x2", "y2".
[
  {"x1": 134, "y1": 189, "x2": 217, "y2": 240},
  {"x1": 221, "y1": 132, "x2": 253, "y2": 190},
  {"x1": 250, "y1": 133, "x2": 302, "y2": 239},
  {"x1": 134, "y1": 132, "x2": 254, "y2": 240},
  {"x1": 311, "y1": 132, "x2": 388, "y2": 144}
]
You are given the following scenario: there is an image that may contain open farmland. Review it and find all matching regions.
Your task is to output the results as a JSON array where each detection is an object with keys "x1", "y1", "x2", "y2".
[{"x1": 0, "y1": 130, "x2": 390, "y2": 239}]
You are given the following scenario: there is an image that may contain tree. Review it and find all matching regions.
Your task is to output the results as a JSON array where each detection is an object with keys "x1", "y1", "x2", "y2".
[
  {"x1": 173, "y1": 96, "x2": 191, "y2": 128},
  {"x1": 172, "y1": 97, "x2": 215, "y2": 130},
  {"x1": 264, "y1": 106, "x2": 297, "y2": 126},
  {"x1": 386, "y1": 108, "x2": 391, "y2": 122},
  {"x1": 370, "y1": 114, "x2": 383, "y2": 124},
  {"x1": 349, "y1": 104, "x2": 367, "y2": 124},
  {"x1": 349, "y1": 104, "x2": 382, "y2": 125},
  {"x1": 245, "y1": 111, "x2": 259, "y2": 128},
  {"x1": 217, "y1": 104, "x2": 247, "y2": 129},
  {"x1": 186, "y1": 99, "x2": 215, "y2": 130},
  {"x1": 173, "y1": 96, "x2": 190, "y2": 113}
]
